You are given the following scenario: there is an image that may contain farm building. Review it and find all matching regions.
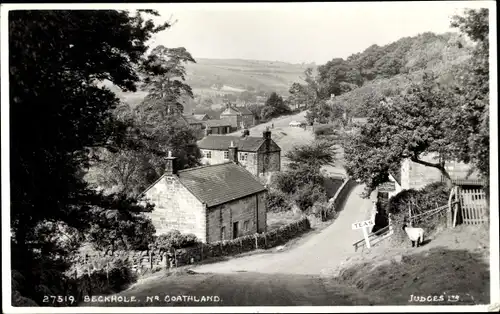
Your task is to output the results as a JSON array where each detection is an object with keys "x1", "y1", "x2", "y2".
[
  {"x1": 219, "y1": 103, "x2": 255, "y2": 130},
  {"x1": 197, "y1": 129, "x2": 281, "y2": 177},
  {"x1": 203, "y1": 119, "x2": 232, "y2": 136},
  {"x1": 141, "y1": 152, "x2": 268, "y2": 243}
]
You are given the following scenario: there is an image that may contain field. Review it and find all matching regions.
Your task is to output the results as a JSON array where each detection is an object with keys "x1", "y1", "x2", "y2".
[{"x1": 185, "y1": 58, "x2": 313, "y2": 94}]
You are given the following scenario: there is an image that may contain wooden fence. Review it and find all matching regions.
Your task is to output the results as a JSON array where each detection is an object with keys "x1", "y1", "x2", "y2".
[
  {"x1": 457, "y1": 187, "x2": 488, "y2": 225},
  {"x1": 353, "y1": 224, "x2": 393, "y2": 252}
]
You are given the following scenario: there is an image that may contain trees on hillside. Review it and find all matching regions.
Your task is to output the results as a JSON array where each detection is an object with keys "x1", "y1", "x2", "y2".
[
  {"x1": 344, "y1": 72, "x2": 458, "y2": 190},
  {"x1": 448, "y1": 8, "x2": 490, "y2": 182},
  {"x1": 344, "y1": 8, "x2": 490, "y2": 192},
  {"x1": 9, "y1": 9, "x2": 172, "y2": 304}
]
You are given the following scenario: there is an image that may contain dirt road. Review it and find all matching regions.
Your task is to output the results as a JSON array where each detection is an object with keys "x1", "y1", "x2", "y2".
[
  {"x1": 86, "y1": 184, "x2": 376, "y2": 307},
  {"x1": 192, "y1": 183, "x2": 372, "y2": 275}
]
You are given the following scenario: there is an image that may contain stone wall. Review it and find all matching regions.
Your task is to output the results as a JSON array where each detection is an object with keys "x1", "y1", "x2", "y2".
[
  {"x1": 241, "y1": 114, "x2": 255, "y2": 128},
  {"x1": 144, "y1": 176, "x2": 207, "y2": 242},
  {"x1": 220, "y1": 114, "x2": 239, "y2": 129},
  {"x1": 206, "y1": 192, "x2": 267, "y2": 243}
]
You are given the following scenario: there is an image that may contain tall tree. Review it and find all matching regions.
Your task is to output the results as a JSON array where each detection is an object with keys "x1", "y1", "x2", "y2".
[
  {"x1": 448, "y1": 8, "x2": 490, "y2": 182},
  {"x1": 140, "y1": 45, "x2": 196, "y2": 115},
  {"x1": 344, "y1": 73, "x2": 457, "y2": 190},
  {"x1": 285, "y1": 140, "x2": 337, "y2": 172},
  {"x1": 9, "y1": 9, "x2": 168, "y2": 304}
]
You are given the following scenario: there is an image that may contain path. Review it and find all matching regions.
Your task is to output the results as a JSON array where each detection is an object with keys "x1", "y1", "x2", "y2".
[
  {"x1": 88, "y1": 184, "x2": 376, "y2": 306},
  {"x1": 192, "y1": 183, "x2": 372, "y2": 275}
]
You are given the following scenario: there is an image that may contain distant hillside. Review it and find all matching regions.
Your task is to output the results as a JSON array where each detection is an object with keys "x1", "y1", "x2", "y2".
[
  {"x1": 105, "y1": 31, "x2": 471, "y2": 115},
  {"x1": 321, "y1": 31, "x2": 473, "y2": 117},
  {"x1": 185, "y1": 58, "x2": 314, "y2": 94}
]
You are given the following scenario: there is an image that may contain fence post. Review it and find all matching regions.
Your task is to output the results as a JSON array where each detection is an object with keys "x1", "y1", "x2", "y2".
[
  {"x1": 254, "y1": 234, "x2": 258, "y2": 250},
  {"x1": 149, "y1": 251, "x2": 153, "y2": 270},
  {"x1": 200, "y1": 244, "x2": 204, "y2": 261},
  {"x1": 174, "y1": 249, "x2": 177, "y2": 268}
]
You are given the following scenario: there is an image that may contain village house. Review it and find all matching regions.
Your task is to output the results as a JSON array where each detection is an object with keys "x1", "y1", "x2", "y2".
[
  {"x1": 141, "y1": 152, "x2": 268, "y2": 243},
  {"x1": 203, "y1": 119, "x2": 232, "y2": 136},
  {"x1": 219, "y1": 103, "x2": 255, "y2": 130},
  {"x1": 400, "y1": 153, "x2": 485, "y2": 191},
  {"x1": 197, "y1": 129, "x2": 281, "y2": 177}
]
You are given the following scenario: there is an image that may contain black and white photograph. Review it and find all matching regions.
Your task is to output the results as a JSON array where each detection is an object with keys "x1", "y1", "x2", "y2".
[{"x1": 1, "y1": 1, "x2": 498, "y2": 312}]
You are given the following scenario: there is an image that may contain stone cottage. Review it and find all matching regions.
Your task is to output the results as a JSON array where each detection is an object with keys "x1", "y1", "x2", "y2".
[
  {"x1": 203, "y1": 119, "x2": 232, "y2": 136},
  {"x1": 141, "y1": 152, "x2": 268, "y2": 243},
  {"x1": 219, "y1": 103, "x2": 255, "y2": 130},
  {"x1": 197, "y1": 129, "x2": 281, "y2": 177},
  {"x1": 400, "y1": 152, "x2": 484, "y2": 190}
]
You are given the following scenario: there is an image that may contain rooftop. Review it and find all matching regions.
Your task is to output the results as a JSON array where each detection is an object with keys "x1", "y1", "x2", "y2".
[
  {"x1": 177, "y1": 162, "x2": 267, "y2": 207},
  {"x1": 198, "y1": 135, "x2": 268, "y2": 152},
  {"x1": 203, "y1": 119, "x2": 232, "y2": 127}
]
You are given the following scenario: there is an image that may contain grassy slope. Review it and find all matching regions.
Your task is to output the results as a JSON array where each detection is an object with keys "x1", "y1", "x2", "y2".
[
  {"x1": 185, "y1": 58, "x2": 311, "y2": 94},
  {"x1": 321, "y1": 224, "x2": 490, "y2": 305}
]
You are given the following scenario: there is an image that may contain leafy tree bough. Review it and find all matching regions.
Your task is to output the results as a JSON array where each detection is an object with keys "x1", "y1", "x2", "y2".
[{"x1": 9, "y1": 10, "x2": 196, "y2": 305}]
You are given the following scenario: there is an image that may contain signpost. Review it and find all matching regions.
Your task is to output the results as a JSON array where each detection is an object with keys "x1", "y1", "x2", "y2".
[
  {"x1": 352, "y1": 219, "x2": 375, "y2": 248},
  {"x1": 378, "y1": 181, "x2": 396, "y2": 192}
]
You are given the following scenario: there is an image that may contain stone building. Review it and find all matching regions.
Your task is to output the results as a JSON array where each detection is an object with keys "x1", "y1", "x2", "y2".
[
  {"x1": 203, "y1": 119, "x2": 232, "y2": 136},
  {"x1": 197, "y1": 129, "x2": 281, "y2": 177},
  {"x1": 141, "y1": 152, "x2": 268, "y2": 243},
  {"x1": 219, "y1": 103, "x2": 255, "y2": 130},
  {"x1": 400, "y1": 152, "x2": 484, "y2": 190}
]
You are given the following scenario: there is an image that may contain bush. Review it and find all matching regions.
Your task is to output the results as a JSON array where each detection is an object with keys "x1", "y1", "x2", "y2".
[
  {"x1": 153, "y1": 230, "x2": 200, "y2": 251},
  {"x1": 387, "y1": 182, "x2": 451, "y2": 244},
  {"x1": 293, "y1": 183, "x2": 328, "y2": 212},
  {"x1": 313, "y1": 124, "x2": 336, "y2": 137},
  {"x1": 387, "y1": 182, "x2": 450, "y2": 216},
  {"x1": 265, "y1": 190, "x2": 292, "y2": 212}
]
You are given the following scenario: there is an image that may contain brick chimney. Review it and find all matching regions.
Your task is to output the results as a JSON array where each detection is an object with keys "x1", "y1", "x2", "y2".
[
  {"x1": 228, "y1": 141, "x2": 238, "y2": 164},
  {"x1": 165, "y1": 150, "x2": 177, "y2": 176}
]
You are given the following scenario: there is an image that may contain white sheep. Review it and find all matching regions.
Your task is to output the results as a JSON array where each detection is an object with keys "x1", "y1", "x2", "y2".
[{"x1": 402, "y1": 223, "x2": 425, "y2": 247}]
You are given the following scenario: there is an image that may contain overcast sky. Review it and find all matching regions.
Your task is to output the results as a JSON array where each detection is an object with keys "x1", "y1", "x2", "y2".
[{"x1": 142, "y1": 2, "x2": 491, "y2": 65}]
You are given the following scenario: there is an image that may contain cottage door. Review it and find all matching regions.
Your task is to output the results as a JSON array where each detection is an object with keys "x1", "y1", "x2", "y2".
[{"x1": 233, "y1": 221, "x2": 239, "y2": 239}]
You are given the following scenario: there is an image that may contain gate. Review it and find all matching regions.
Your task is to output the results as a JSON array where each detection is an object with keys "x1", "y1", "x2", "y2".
[{"x1": 456, "y1": 187, "x2": 488, "y2": 225}]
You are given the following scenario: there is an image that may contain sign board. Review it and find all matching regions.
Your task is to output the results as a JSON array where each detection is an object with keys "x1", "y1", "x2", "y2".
[
  {"x1": 352, "y1": 219, "x2": 375, "y2": 230},
  {"x1": 378, "y1": 181, "x2": 396, "y2": 192}
]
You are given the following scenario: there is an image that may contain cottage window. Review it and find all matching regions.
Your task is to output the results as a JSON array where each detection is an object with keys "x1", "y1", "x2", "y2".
[
  {"x1": 244, "y1": 220, "x2": 249, "y2": 232},
  {"x1": 224, "y1": 151, "x2": 229, "y2": 159},
  {"x1": 206, "y1": 151, "x2": 212, "y2": 159},
  {"x1": 239, "y1": 152, "x2": 248, "y2": 161}
]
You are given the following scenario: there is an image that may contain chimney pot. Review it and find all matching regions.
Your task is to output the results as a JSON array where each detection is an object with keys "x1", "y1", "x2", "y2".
[{"x1": 165, "y1": 151, "x2": 177, "y2": 175}]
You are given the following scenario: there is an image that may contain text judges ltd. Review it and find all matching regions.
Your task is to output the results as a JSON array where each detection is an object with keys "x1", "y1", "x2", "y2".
[{"x1": 84, "y1": 295, "x2": 222, "y2": 303}]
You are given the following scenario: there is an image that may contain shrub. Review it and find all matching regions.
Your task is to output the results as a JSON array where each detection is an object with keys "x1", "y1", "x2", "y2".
[
  {"x1": 265, "y1": 190, "x2": 292, "y2": 212},
  {"x1": 154, "y1": 230, "x2": 200, "y2": 251},
  {"x1": 387, "y1": 182, "x2": 450, "y2": 216},
  {"x1": 293, "y1": 183, "x2": 328, "y2": 212}
]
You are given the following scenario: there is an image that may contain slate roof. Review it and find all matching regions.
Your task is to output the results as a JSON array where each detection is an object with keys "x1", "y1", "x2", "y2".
[
  {"x1": 182, "y1": 115, "x2": 203, "y2": 125},
  {"x1": 390, "y1": 169, "x2": 402, "y2": 186},
  {"x1": 236, "y1": 106, "x2": 253, "y2": 115},
  {"x1": 198, "y1": 135, "x2": 267, "y2": 152},
  {"x1": 192, "y1": 114, "x2": 208, "y2": 121},
  {"x1": 177, "y1": 162, "x2": 267, "y2": 207},
  {"x1": 221, "y1": 105, "x2": 253, "y2": 116},
  {"x1": 203, "y1": 119, "x2": 232, "y2": 127}
]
